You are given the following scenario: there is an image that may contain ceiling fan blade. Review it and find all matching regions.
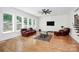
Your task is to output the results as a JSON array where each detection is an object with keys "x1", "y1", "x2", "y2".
[
  {"x1": 50, "y1": 10, "x2": 52, "y2": 12},
  {"x1": 48, "y1": 12, "x2": 50, "y2": 14},
  {"x1": 42, "y1": 9, "x2": 46, "y2": 11},
  {"x1": 47, "y1": 9, "x2": 49, "y2": 11}
]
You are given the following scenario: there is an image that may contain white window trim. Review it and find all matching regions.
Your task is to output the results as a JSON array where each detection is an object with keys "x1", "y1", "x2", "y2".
[
  {"x1": 3, "y1": 31, "x2": 14, "y2": 34},
  {"x1": 3, "y1": 13, "x2": 14, "y2": 33}
]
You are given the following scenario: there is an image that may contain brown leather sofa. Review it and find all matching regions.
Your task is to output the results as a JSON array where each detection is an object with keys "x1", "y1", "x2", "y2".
[
  {"x1": 54, "y1": 28, "x2": 70, "y2": 36},
  {"x1": 21, "y1": 28, "x2": 36, "y2": 37}
]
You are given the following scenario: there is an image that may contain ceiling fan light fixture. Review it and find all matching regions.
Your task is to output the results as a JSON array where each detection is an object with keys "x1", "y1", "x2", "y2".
[{"x1": 41, "y1": 9, "x2": 52, "y2": 15}]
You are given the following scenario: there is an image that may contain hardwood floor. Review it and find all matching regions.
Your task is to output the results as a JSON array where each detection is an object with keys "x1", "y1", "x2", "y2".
[{"x1": 0, "y1": 33, "x2": 79, "y2": 52}]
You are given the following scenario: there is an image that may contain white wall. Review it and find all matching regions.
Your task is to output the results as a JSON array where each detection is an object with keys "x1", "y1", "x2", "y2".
[
  {"x1": 39, "y1": 14, "x2": 70, "y2": 31},
  {"x1": 0, "y1": 7, "x2": 38, "y2": 41}
]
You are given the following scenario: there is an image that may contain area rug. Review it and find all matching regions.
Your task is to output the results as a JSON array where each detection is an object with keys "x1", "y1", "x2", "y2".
[{"x1": 34, "y1": 34, "x2": 52, "y2": 42}]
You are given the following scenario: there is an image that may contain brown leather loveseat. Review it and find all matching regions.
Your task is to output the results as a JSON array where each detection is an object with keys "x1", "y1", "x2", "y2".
[
  {"x1": 21, "y1": 28, "x2": 36, "y2": 37},
  {"x1": 54, "y1": 28, "x2": 70, "y2": 36}
]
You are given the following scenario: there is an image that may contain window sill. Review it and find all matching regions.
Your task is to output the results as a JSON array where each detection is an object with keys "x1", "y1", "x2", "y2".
[{"x1": 3, "y1": 31, "x2": 13, "y2": 34}]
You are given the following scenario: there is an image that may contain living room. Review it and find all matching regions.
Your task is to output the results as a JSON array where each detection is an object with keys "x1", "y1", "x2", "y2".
[{"x1": 0, "y1": 7, "x2": 79, "y2": 52}]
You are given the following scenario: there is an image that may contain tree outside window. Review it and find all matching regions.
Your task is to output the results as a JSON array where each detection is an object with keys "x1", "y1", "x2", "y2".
[
  {"x1": 16, "y1": 16, "x2": 22, "y2": 30},
  {"x1": 3, "y1": 13, "x2": 13, "y2": 32},
  {"x1": 29, "y1": 18, "x2": 32, "y2": 26},
  {"x1": 24, "y1": 18, "x2": 27, "y2": 28}
]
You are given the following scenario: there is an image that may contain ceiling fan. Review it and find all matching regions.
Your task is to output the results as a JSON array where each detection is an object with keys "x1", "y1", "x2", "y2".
[{"x1": 41, "y1": 9, "x2": 52, "y2": 15}]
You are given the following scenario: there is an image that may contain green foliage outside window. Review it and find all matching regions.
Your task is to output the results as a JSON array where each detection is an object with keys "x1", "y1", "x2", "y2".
[
  {"x1": 16, "y1": 16, "x2": 22, "y2": 30},
  {"x1": 24, "y1": 18, "x2": 27, "y2": 25},
  {"x1": 16, "y1": 16, "x2": 22, "y2": 23},
  {"x1": 3, "y1": 14, "x2": 12, "y2": 23},
  {"x1": 29, "y1": 19, "x2": 32, "y2": 26},
  {"x1": 3, "y1": 13, "x2": 12, "y2": 32}
]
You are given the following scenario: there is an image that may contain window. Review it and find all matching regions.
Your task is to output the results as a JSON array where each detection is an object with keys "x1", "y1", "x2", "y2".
[
  {"x1": 24, "y1": 18, "x2": 27, "y2": 27},
  {"x1": 33, "y1": 19, "x2": 35, "y2": 26},
  {"x1": 16, "y1": 16, "x2": 22, "y2": 30},
  {"x1": 3, "y1": 13, "x2": 13, "y2": 32},
  {"x1": 29, "y1": 18, "x2": 32, "y2": 26}
]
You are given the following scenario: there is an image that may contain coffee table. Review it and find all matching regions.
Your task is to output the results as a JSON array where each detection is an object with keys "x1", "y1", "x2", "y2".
[{"x1": 40, "y1": 34, "x2": 48, "y2": 38}]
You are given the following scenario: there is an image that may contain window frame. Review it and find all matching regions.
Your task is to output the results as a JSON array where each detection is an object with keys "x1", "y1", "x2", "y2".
[
  {"x1": 16, "y1": 16, "x2": 22, "y2": 31},
  {"x1": 23, "y1": 17, "x2": 28, "y2": 28},
  {"x1": 3, "y1": 13, "x2": 13, "y2": 33}
]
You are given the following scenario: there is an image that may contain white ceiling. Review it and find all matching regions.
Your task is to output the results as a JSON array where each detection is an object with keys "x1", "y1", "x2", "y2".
[{"x1": 16, "y1": 7, "x2": 76, "y2": 17}]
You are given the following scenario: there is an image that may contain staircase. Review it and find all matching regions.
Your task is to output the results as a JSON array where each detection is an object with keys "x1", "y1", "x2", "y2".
[
  {"x1": 74, "y1": 14, "x2": 79, "y2": 36},
  {"x1": 74, "y1": 24, "x2": 79, "y2": 36}
]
